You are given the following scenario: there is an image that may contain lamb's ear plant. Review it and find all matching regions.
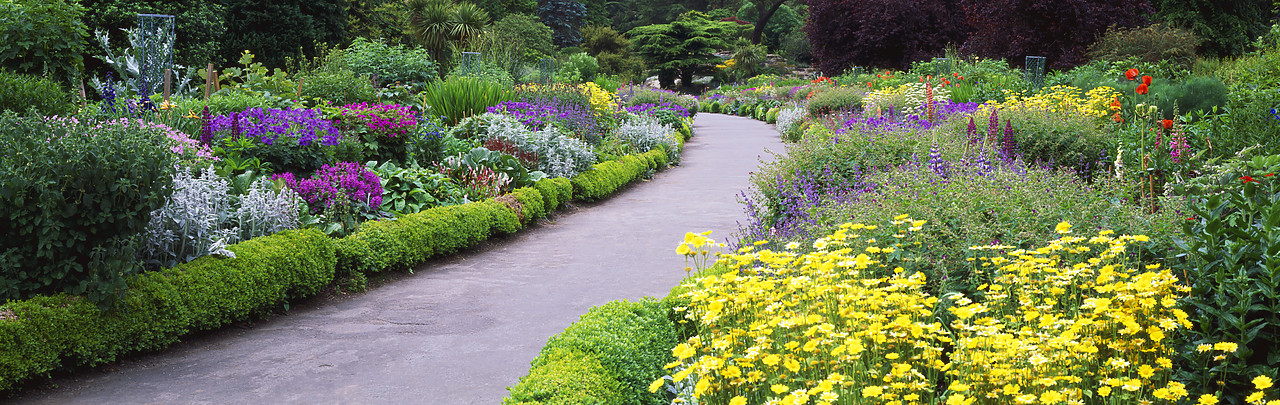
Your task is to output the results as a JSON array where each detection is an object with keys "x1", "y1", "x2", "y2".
[{"x1": 1172, "y1": 153, "x2": 1280, "y2": 402}]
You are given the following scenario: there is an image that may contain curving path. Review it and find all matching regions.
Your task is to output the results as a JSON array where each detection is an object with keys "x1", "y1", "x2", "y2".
[{"x1": 14, "y1": 114, "x2": 784, "y2": 404}]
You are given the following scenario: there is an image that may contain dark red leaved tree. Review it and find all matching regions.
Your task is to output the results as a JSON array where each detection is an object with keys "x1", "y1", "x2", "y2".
[
  {"x1": 804, "y1": 0, "x2": 967, "y2": 74},
  {"x1": 958, "y1": 0, "x2": 1153, "y2": 69}
]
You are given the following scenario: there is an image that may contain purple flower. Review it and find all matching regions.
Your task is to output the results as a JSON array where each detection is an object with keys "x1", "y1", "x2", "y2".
[
  {"x1": 274, "y1": 162, "x2": 383, "y2": 214},
  {"x1": 210, "y1": 107, "x2": 341, "y2": 147}
]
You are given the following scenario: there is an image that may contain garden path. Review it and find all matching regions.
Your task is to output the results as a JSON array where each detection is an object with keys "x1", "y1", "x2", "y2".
[{"x1": 15, "y1": 114, "x2": 783, "y2": 405}]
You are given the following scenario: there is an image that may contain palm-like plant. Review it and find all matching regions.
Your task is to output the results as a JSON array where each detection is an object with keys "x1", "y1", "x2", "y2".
[{"x1": 404, "y1": 0, "x2": 490, "y2": 61}]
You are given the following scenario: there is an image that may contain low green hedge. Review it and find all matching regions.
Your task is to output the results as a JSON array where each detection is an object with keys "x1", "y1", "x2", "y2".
[
  {"x1": 335, "y1": 199, "x2": 521, "y2": 275},
  {"x1": 506, "y1": 299, "x2": 676, "y2": 405},
  {"x1": 0, "y1": 228, "x2": 335, "y2": 392},
  {"x1": 571, "y1": 149, "x2": 668, "y2": 201},
  {"x1": 504, "y1": 347, "x2": 627, "y2": 405}
]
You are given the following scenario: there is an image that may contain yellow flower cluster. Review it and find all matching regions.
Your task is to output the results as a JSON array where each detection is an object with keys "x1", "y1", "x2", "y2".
[
  {"x1": 717, "y1": 59, "x2": 738, "y2": 70},
  {"x1": 655, "y1": 219, "x2": 1224, "y2": 405},
  {"x1": 948, "y1": 228, "x2": 1191, "y2": 403},
  {"x1": 862, "y1": 82, "x2": 951, "y2": 117},
  {"x1": 580, "y1": 81, "x2": 620, "y2": 118},
  {"x1": 976, "y1": 85, "x2": 1121, "y2": 123},
  {"x1": 657, "y1": 218, "x2": 950, "y2": 405},
  {"x1": 513, "y1": 82, "x2": 620, "y2": 118}
]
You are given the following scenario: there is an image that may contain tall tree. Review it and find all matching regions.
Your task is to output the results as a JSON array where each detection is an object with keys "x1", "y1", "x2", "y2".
[
  {"x1": 958, "y1": 0, "x2": 1152, "y2": 69},
  {"x1": 404, "y1": 0, "x2": 490, "y2": 60},
  {"x1": 537, "y1": 0, "x2": 587, "y2": 48},
  {"x1": 748, "y1": 0, "x2": 788, "y2": 44},
  {"x1": 804, "y1": 0, "x2": 965, "y2": 73},
  {"x1": 628, "y1": 11, "x2": 730, "y2": 88},
  {"x1": 1153, "y1": 0, "x2": 1276, "y2": 57}
]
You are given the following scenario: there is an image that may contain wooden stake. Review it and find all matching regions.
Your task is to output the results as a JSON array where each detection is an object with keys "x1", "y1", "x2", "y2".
[
  {"x1": 163, "y1": 69, "x2": 172, "y2": 102},
  {"x1": 213, "y1": 71, "x2": 221, "y2": 92},
  {"x1": 78, "y1": 78, "x2": 87, "y2": 108},
  {"x1": 205, "y1": 63, "x2": 214, "y2": 100},
  {"x1": 296, "y1": 78, "x2": 304, "y2": 100}
]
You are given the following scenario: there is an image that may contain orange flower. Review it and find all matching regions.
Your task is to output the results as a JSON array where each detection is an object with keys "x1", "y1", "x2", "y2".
[
  {"x1": 1161, "y1": 119, "x2": 1173, "y2": 130},
  {"x1": 1113, "y1": 112, "x2": 1124, "y2": 123},
  {"x1": 1125, "y1": 68, "x2": 1140, "y2": 80},
  {"x1": 1109, "y1": 97, "x2": 1122, "y2": 110},
  {"x1": 1142, "y1": 75, "x2": 1153, "y2": 85},
  {"x1": 1136, "y1": 84, "x2": 1149, "y2": 95},
  {"x1": 958, "y1": 75, "x2": 964, "y2": 80}
]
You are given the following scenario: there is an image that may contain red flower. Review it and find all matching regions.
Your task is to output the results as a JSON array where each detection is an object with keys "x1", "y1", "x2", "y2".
[
  {"x1": 1186, "y1": 216, "x2": 1196, "y2": 221},
  {"x1": 1267, "y1": 173, "x2": 1277, "y2": 177},
  {"x1": 867, "y1": 82, "x2": 873, "y2": 87},
  {"x1": 1109, "y1": 97, "x2": 1122, "y2": 110},
  {"x1": 1136, "y1": 84, "x2": 1149, "y2": 95},
  {"x1": 1125, "y1": 69, "x2": 1140, "y2": 80},
  {"x1": 1242, "y1": 176, "x2": 1258, "y2": 183},
  {"x1": 1142, "y1": 75, "x2": 1153, "y2": 86},
  {"x1": 1161, "y1": 119, "x2": 1173, "y2": 130},
  {"x1": 1112, "y1": 112, "x2": 1124, "y2": 123},
  {"x1": 958, "y1": 75, "x2": 965, "y2": 80}
]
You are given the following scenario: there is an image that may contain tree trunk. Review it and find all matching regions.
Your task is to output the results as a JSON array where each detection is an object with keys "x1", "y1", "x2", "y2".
[{"x1": 750, "y1": 0, "x2": 788, "y2": 44}]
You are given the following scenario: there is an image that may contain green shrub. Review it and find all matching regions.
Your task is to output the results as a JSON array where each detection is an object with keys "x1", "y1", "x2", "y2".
[
  {"x1": 172, "y1": 91, "x2": 286, "y2": 117},
  {"x1": 0, "y1": 113, "x2": 175, "y2": 302},
  {"x1": 448, "y1": 59, "x2": 515, "y2": 88},
  {"x1": 334, "y1": 199, "x2": 521, "y2": 275},
  {"x1": 525, "y1": 299, "x2": 676, "y2": 405},
  {"x1": 1171, "y1": 153, "x2": 1280, "y2": 403},
  {"x1": 421, "y1": 76, "x2": 513, "y2": 126},
  {"x1": 328, "y1": 37, "x2": 439, "y2": 85},
  {"x1": 504, "y1": 347, "x2": 627, "y2": 405},
  {"x1": 508, "y1": 186, "x2": 547, "y2": 225},
  {"x1": 765, "y1": 107, "x2": 780, "y2": 124},
  {"x1": 1155, "y1": 75, "x2": 1229, "y2": 119},
  {"x1": 0, "y1": 0, "x2": 88, "y2": 82},
  {"x1": 554, "y1": 52, "x2": 600, "y2": 83},
  {"x1": 990, "y1": 107, "x2": 1113, "y2": 177},
  {"x1": 534, "y1": 177, "x2": 572, "y2": 212},
  {"x1": 296, "y1": 68, "x2": 377, "y2": 106},
  {"x1": 571, "y1": 149, "x2": 666, "y2": 201},
  {"x1": 0, "y1": 228, "x2": 334, "y2": 393},
  {"x1": 1088, "y1": 23, "x2": 1200, "y2": 70},
  {"x1": 0, "y1": 70, "x2": 72, "y2": 116},
  {"x1": 805, "y1": 86, "x2": 864, "y2": 116}
]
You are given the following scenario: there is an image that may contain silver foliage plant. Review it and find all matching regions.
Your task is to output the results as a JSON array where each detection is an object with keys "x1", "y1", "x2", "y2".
[
  {"x1": 775, "y1": 106, "x2": 806, "y2": 138},
  {"x1": 614, "y1": 113, "x2": 681, "y2": 164},
  {"x1": 140, "y1": 167, "x2": 304, "y2": 269},
  {"x1": 475, "y1": 113, "x2": 596, "y2": 179}
]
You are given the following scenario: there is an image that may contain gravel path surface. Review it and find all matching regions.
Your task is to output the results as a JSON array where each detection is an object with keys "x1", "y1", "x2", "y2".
[{"x1": 14, "y1": 114, "x2": 783, "y2": 405}]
